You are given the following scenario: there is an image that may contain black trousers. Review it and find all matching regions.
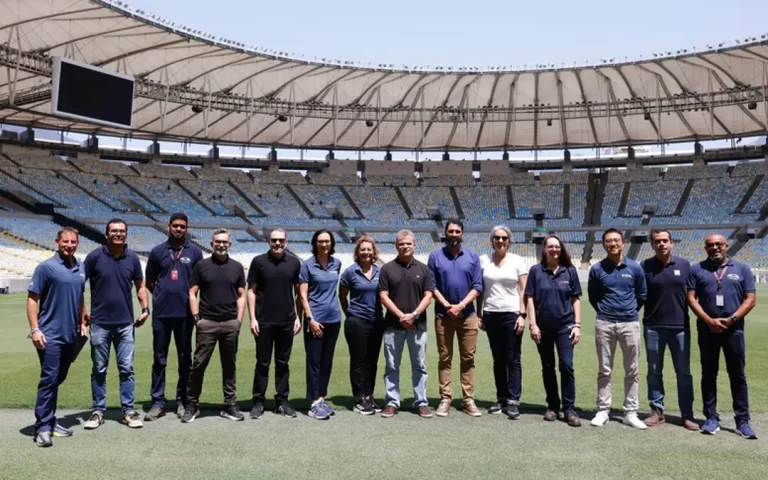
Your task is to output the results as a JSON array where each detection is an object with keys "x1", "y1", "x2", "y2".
[
  {"x1": 150, "y1": 316, "x2": 193, "y2": 408},
  {"x1": 698, "y1": 326, "x2": 750, "y2": 424},
  {"x1": 305, "y1": 322, "x2": 341, "y2": 400},
  {"x1": 344, "y1": 315, "x2": 384, "y2": 399},
  {"x1": 186, "y1": 319, "x2": 240, "y2": 407},
  {"x1": 252, "y1": 323, "x2": 295, "y2": 403}
]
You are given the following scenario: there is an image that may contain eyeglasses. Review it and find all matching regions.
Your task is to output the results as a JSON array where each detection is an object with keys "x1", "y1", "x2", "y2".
[
  {"x1": 270, "y1": 239, "x2": 286, "y2": 244},
  {"x1": 212, "y1": 241, "x2": 231, "y2": 245},
  {"x1": 492, "y1": 236, "x2": 509, "y2": 241},
  {"x1": 603, "y1": 238, "x2": 622, "y2": 245},
  {"x1": 705, "y1": 242, "x2": 726, "y2": 248},
  {"x1": 316, "y1": 240, "x2": 332, "y2": 245}
]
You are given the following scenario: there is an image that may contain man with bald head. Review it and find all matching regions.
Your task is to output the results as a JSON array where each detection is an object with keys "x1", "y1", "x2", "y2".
[{"x1": 688, "y1": 233, "x2": 757, "y2": 439}]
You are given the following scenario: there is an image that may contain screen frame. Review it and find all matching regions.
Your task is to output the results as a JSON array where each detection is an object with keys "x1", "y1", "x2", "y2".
[{"x1": 51, "y1": 56, "x2": 136, "y2": 129}]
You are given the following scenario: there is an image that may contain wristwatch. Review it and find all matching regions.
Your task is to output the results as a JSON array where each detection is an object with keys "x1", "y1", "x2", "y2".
[
  {"x1": 519, "y1": 312, "x2": 527, "y2": 319},
  {"x1": 412, "y1": 311, "x2": 420, "y2": 320},
  {"x1": 142, "y1": 307, "x2": 150, "y2": 315},
  {"x1": 729, "y1": 314, "x2": 739, "y2": 323}
]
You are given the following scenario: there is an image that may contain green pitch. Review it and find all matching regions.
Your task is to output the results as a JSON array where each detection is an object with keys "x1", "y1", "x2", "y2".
[{"x1": 0, "y1": 286, "x2": 766, "y2": 479}]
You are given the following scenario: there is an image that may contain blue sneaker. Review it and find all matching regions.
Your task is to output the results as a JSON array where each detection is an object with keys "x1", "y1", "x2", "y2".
[
  {"x1": 737, "y1": 422, "x2": 758, "y2": 440},
  {"x1": 323, "y1": 400, "x2": 336, "y2": 416},
  {"x1": 308, "y1": 402, "x2": 330, "y2": 420},
  {"x1": 700, "y1": 417, "x2": 720, "y2": 435}
]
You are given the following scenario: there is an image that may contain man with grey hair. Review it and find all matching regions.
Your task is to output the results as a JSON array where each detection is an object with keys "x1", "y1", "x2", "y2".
[
  {"x1": 182, "y1": 229, "x2": 246, "y2": 423},
  {"x1": 378, "y1": 230, "x2": 434, "y2": 418}
]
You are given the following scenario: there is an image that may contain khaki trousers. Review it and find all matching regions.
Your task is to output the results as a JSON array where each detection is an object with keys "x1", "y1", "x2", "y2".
[
  {"x1": 435, "y1": 314, "x2": 479, "y2": 401},
  {"x1": 595, "y1": 319, "x2": 641, "y2": 414}
]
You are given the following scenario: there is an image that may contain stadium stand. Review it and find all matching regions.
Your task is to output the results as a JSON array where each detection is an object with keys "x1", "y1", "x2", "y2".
[
  {"x1": 365, "y1": 175, "x2": 419, "y2": 187},
  {"x1": 66, "y1": 172, "x2": 160, "y2": 213},
  {"x1": 400, "y1": 187, "x2": 458, "y2": 219},
  {"x1": 308, "y1": 173, "x2": 363, "y2": 186},
  {"x1": 179, "y1": 179, "x2": 259, "y2": 216},
  {"x1": 456, "y1": 186, "x2": 509, "y2": 227},
  {"x1": 291, "y1": 185, "x2": 358, "y2": 219}
]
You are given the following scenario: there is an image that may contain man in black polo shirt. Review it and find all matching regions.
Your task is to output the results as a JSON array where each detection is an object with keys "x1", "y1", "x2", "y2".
[
  {"x1": 640, "y1": 229, "x2": 696, "y2": 430},
  {"x1": 247, "y1": 228, "x2": 302, "y2": 419},
  {"x1": 144, "y1": 213, "x2": 203, "y2": 421},
  {"x1": 378, "y1": 229, "x2": 434, "y2": 419},
  {"x1": 181, "y1": 229, "x2": 246, "y2": 423}
]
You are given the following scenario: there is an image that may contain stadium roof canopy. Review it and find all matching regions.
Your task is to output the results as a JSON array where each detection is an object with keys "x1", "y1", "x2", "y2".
[{"x1": 1, "y1": 0, "x2": 768, "y2": 152}]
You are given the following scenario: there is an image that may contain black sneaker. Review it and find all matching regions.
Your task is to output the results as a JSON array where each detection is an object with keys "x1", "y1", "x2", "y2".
[
  {"x1": 250, "y1": 402, "x2": 264, "y2": 419},
  {"x1": 53, "y1": 423, "x2": 73, "y2": 437},
  {"x1": 34, "y1": 430, "x2": 52, "y2": 447},
  {"x1": 369, "y1": 397, "x2": 383, "y2": 413},
  {"x1": 221, "y1": 405, "x2": 244, "y2": 421},
  {"x1": 276, "y1": 400, "x2": 297, "y2": 418},
  {"x1": 176, "y1": 404, "x2": 185, "y2": 418},
  {"x1": 354, "y1": 399, "x2": 375, "y2": 416},
  {"x1": 181, "y1": 404, "x2": 200, "y2": 423},
  {"x1": 506, "y1": 403, "x2": 520, "y2": 420},
  {"x1": 488, "y1": 403, "x2": 503, "y2": 415}
]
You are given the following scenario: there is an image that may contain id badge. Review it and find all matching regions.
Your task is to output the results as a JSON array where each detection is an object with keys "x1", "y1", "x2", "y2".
[
  {"x1": 171, "y1": 269, "x2": 179, "y2": 281},
  {"x1": 715, "y1": 294, "x2": 724, "y2": 307}
]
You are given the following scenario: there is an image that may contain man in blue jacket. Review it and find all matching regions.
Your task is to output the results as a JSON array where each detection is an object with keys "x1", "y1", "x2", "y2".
[
  {"x1": 588, "y1": 228, "x2": 647, "y2": 429},
  {"x1": 144, "y1": 213, "x2": 203, "y2": 421}
]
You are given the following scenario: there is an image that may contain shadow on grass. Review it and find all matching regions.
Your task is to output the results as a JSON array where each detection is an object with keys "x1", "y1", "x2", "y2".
[{"x1": 19, "y1": 410, "x2": 100, "y2": 437}]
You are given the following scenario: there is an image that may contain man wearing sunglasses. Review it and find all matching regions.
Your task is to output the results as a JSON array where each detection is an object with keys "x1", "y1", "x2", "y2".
[
  {"x1": 247, "y1": 229, "x2": 302, "y2": 419},
  {"x1": 687, "y1": 234, "x2": 757, "y2": 439}
]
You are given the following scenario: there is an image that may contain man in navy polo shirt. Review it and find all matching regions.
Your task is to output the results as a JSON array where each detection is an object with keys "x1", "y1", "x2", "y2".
[
  {"x1": 641, "y1": 229, "x2": 696, "y2": 430},
  {"x1": 144, "y1": 212, "x2": 203, "y2": 421},
  {"x1": 688, "y1": 233, "x2": 757, "y2": 439},
  {"x1": 83, "y1": 218, "x2": 149, "y2": 430},
  {"x1": 27, "y1": 227, "x2": 86, "y2": 447},
  {"x1": 428, "y1": 219, "x2": 483, "y2": 417},
  {"x1": 588, "y1": 228, "x2": 647, "y2": 430}
]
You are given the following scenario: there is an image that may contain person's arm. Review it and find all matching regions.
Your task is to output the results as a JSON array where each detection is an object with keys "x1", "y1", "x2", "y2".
[
  {"x1": 635, "y1": 264, "x2": 647, "y2": 312},
  {"x1": 339, "y1": 285, "x2": 350, "y2": 315},
  {"x1": 570, "y1": 297, "x2": 581, "y2": 345},
  {"x1": 517, "y1": 273, "x2": 528, "y2": 317},
  {"x1": 299, "y1": 282, "x2": 323, "y2": 338},
  {"x1": 189, "y1": 285, "x2": 200, "y2": 320},
  {"x1": 27, "y1": 292, "x2": 46, "y2": 350},
  {"x1": 728, "y1": 293, "x2": 756, "y2": 326},
  {"x1": 398, "y1": 291, "x2": 433, "y2": 331},
  {"x1": 134, "y1": 278, "x2": 149, "y2": 327},
  {"x1": 687, "y1": 290, "x2": 723, "y2": 333},
  {"x1": 587, "y1": 266, "x2": 600, "y2": 312},
  {"x1": 293, "y1": 283, "x2": 302, "y2": 335},
  {"x1": 247, "y1": 283, "x2": 259, "y2": 336},
  {"x1": 145, "y1": 250, "x2": 157, "y2": 294},
  {"x1": 236, "y1": 287, "x2": 246, "y2": 323},
  {"x1": 79, "y1": 292, "x2": 88, "y2": 336},
  {"x1": 428, "y1": 253, "x2": 451, "y2": 315}
]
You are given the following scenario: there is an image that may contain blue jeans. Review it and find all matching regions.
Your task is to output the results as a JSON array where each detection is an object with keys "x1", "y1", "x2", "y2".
[
  {"x1": 150, "y1": 317, "x2": 193, "y2": 408},
  {"x1": 644, "y1": 326, "x2": 694, "y2": 418},
  {"x1": 35, "y1": 342, "x2": 75, "y2": 433},
  {"x1": 536, "y1": 326, "x2": 575, "y2": 414},
  {"x1": 698, "y1": 326, "x2": 750, "y2": 424},
  {"x1": 383, "y1": 328, "x2": 428, "y2": 409},
  {"x1": 90, "y1": 324, "x2": 135, "y2": 414}
]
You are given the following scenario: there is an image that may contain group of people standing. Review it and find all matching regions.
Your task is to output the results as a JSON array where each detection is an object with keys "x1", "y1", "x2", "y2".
[{"x1": 26, "y1": 214, "x2": 758, "y2": 447}]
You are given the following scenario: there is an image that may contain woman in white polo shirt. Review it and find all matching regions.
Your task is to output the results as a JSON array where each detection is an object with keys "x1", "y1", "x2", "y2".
[{"x1": 477, "y1": 225, "x2": 527, "y2": 419}]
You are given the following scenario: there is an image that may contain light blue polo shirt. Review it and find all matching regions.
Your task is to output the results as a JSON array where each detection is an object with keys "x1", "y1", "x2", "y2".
[
  {"x1": 28, "y1": 252, "x2": 86, "y2": 345},
  {"x1": 299, "y1": 256, "x2": 342, "y2": 324},
  {"x1": 340, "y1": 263, "x2": 382, "y2": 322}
]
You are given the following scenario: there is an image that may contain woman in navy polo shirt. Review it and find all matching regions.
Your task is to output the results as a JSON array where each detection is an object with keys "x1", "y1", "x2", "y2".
[
  {"x1": 524, "y1": 235, "x2": 582, "y2": 427},
  {"x1": 340, "y1": 236, "x2": 384, "y2": 416},
  {"x1": 299, "y1": 229, "x2": 342, "y2": 420}
]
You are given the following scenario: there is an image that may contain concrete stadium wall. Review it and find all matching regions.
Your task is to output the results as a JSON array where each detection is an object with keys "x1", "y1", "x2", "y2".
[
  {"x1": 327, "y1": 160, "x2": 357, "y2": 175},
  {"x1": 365, "y1": 161, "x2": 414, "y2": 176},
  {"x1": 422, "y1": 160, "x2": 473, "y2": 177}
]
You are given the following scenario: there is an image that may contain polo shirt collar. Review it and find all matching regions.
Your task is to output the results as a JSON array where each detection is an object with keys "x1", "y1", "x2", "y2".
[
  {"x1": 354, "y1": 263, "x2": 380, "y2": 276},
  {"x1": 54, "y1": 251, "x2": 81, "y2": 269},
  {"x1": 312, "y1": 255, "x2": 336, "y2": 269},
  {"x1": 212, "y1": 254, "x2": 229, "y2": 265},
  {"x1": 442, "y1": 246, "x2": 464, "y2": 259},
  {"x1": 102, "y1": 244, "x2": 127, "y2": 259},
  {"x1": 268, "y1": 251, "x2": 287, "y2": 263},
  {"x1": 541, "y1": 262, "x2": 566, "y2": 276},
  {"x1": 164, "y1": 239, "x2": 190, "y2": 250},
  {"x1": 395, "y1": 256, "x2": 415, "y2": 267},
  {"x1": 704, "y1": 257, "x2": 733, "y2": 270}
]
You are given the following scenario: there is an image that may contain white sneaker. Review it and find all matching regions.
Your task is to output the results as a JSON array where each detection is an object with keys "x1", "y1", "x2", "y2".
[
  {"x1": 590, "y1": 410, "x2": 610, "y2": 427},
  {"x1": 622, "y1": 413, "x2": 648, "y2": 430}
]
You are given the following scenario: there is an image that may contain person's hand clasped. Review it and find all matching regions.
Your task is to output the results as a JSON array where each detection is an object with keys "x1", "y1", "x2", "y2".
[{"x1": 310, "y1": 319, "x2": 324, "y2": 338}]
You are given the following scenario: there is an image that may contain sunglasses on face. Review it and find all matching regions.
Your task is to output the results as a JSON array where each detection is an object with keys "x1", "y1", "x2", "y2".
[
  {"x1": 270, "y1": 239, "x2": 286, "y2": 244},
  {"x1": 492, "y1": 236, "x2": 509, "y2": 241}
]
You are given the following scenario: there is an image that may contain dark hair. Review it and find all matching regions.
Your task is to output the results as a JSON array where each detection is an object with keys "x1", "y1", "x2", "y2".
[
  {"x1": 601, "y1": 228, "x2": 623, "y2": 242},
  {"x1": 169, "y1": 212, "x2": 188, "y2": 225},
  {"x1": 354, "y1": 235, "x2": 379, "y2": 263},
  {"x1": 650, "y1": 228, "x2": 671, "y2": 241},
  {"x1": 105, "y1": 218, "x2": 127, "y2": 235},
  {"x1": 311, "y1": 229, "x2": 336, "y2": 256},
  {"x1": 539, "y1": 234, "x2": 573, "y2": 267},
  {"x1": 444, "y1": 218, "x2": 464, "y2": 234},
  {"x1": 56, "y1": 226, "x2": 79, "y2": 240}
]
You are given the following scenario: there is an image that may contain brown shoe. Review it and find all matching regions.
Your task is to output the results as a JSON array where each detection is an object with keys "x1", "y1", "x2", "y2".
[
  {"x1": 463, "y1": 400, "x2": 482, "y2": 417},
  {"x1": 381, "y1": 405, "x2": 397, "y2": 418},
  {"x1": 417, "y1": 405, "x2": 433, "y2": 418},
  {"x1": 645, "y1": 408, "x2": 665, "y2": 427},
  {"x1": 543, "y1": 409, "x2": 558, "y2": 422},
  {"x1": 566, "y1": 413, "x2": 582, "y2": 427},
  {"x1": 435, "y1": 399, "x2": 451, "y2": 417},
  {"x1": 681, "y1": 417, "x2": 699, "y2": 431}
]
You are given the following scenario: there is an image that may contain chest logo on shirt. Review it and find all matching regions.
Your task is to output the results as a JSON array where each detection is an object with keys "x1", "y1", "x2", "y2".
[
  {"x1": 674, "y1": 270, "x2": 681, "y2": 276},
  {"x1": 621, "y1": 273, "x2": 633, "y2": 279},
  {"x1": 726, "y1": 273, "x2": 740, "y2": 280},
  {"x1": 560, "y1": 280, "x2": 570, "y2": 285},
  {"x1": 80, "y1": 273, "x2": 86, "y2": 278},
  {"x1": 180, "y1": 257, "x2": 191, "y2": 264}
]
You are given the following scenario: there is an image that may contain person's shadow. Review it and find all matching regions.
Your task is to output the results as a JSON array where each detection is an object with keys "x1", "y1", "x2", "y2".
[{"x1": 19, "y1": 410, "x2": 91, "y2": 437}]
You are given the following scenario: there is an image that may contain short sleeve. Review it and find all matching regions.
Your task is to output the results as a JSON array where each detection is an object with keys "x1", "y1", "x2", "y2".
[
  {"x1": 145, "y1": 249, "x2": 159, "y2": 283},
  {"x1": 523, "y1": 265, "x2": 536, "y2": 296},
  {"x1": 686, "y1": 265, "x2": 697, "y2": 291},
  {"x1": 570, "y1": 267, "x2": 583, "y2": 297},
  {"x1": 247, "y1": 256, "x2": 260, "y2": 285},
  {"x1": 742, "y1": 264, "x2": 756, "y2": 293},
  {"x1": 190, "y1": 262, "x2": 202, "y2": 288},
  {"x1": 292, "y1": 259, "x2": 301, "y2": 284},
  {"x1": 237, "y1": 263, "x2": 246, "y2": 288},
  {"x1": 132, "y1": 254, "x2": 143, "y2": 282},
  {"x1": 378, "y1": 266, "x2": 391, "y2": 293},
  {"x1": 421, "y1": 264, "x2": 434, "y2": 292},
  {"x1": 83, "y1": 251, "x2": 96, "y2": 281},
  {"x1": 299, "y1": 261, "x2": 311, "y2": 284},
  {"x1": 339, "y1": 266, "x2": 352, "y2": 289},
  {"x1": 516, "y1": 257, "x2": 528, "y2": 278},
  {"x1": 28, "y1": 263, "x2": 48, "y2": 295}
]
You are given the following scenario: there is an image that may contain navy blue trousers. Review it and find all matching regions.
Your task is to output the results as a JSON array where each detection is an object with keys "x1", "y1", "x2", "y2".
[
  {"x1": 150, "y1": 317, "x2": 193, "y2": 408},
  {"x1": 698, "y1": 326, "x2": 750, "y2": 424},
  {"x1": 35, "y1": 342, "x2": 75, "y2": 433},
  {"x1": 536, "y1": 326, "x2": 576, "y2": 414},
  {"x1": 304, "y1": 322, "x2": 341, "y2": 400},
  {"x1": 483, "y1": 311, "x2": 522, "y2": 403}
]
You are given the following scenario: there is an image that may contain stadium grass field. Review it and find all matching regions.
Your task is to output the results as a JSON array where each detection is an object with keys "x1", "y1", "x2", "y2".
[{"x1": 1, "y1": 286, "x2": 767, "y2": 479}]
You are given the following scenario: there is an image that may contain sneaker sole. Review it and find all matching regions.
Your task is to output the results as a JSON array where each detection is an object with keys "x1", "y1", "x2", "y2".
[
  {"x1": 354, "y1": 408, "x2": 375, "y2": 416},
  {"x1": 507, "y1": 414, "x2": 521, "y2": 420},
  {"x1": 35, "y1": 439, "x2": 53, "y2": 447},
  {"x1": 144, "y1": 412, "x2": 165, "y2": 422},
  {"x1": 220, "y1": 412, "x2": 245, "y2": 421},
  {"x1": 83, "y1": 420, "x2": 103, "y2": 430},
  {"x1": 488, "y1": 410, "x2": 502, "y2": 415},
  {"x1": 277, "y1": 409, "x2": 297, "y2": 418},
  {"x1": 124, "y1": 421, "x2": 144, "y2": 428},
  {"x1": 435, "y1": 411, "x2": 449, "y2": 417},
  {"x1": 181, "y1": 411, "x2": 200, "y2": 423},
  {"x1": 52, "y1": 430, "x2": 72, "y2": 438},
  {"x1": 308, "y1": 412, "x2": 330, "y2": 420},
  {"x1": 701, "y1": 426, "x2": 720, "y2": 435}
]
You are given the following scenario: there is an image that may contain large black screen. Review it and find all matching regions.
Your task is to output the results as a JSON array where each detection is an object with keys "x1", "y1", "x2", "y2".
[{"x1": 53, "y1": 58, "x2": 134, "y2": 128}]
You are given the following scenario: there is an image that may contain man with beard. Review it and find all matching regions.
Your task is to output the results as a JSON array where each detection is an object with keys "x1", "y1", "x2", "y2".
[
  {"x1": 27, "y1": 227, "x2": 86, "y2": 447},
  {"x1": 427, "y1": 219, "x2": 483, "y2": 417},
  {"x1": 182, "y1": 229, "x2": 246, "y2": 423},
  {"x1": 688, "y1": 233, "x2": 757, "y2": 439},
  {"x1": 588, "y1": 228, "x2": 647, "y2": 430},
  {"x1": 83, "y1": 219, "x2": 149, "y2": 430},
  {"x1": 247, "y1": 228, "x2": 302, "y2": 419},
  {"x1": 144, "y1": 213, "x2": 203, "y2": 421}
]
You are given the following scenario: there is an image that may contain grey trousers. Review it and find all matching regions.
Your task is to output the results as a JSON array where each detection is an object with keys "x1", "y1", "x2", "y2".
[{"x1": 595, "y1": 319, "x2": 641, "y2": 414}]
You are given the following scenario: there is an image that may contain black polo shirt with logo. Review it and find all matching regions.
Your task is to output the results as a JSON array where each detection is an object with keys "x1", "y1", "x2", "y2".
[
  {"x1": 247, "y1": 252, "x2": 301, "y2": 324},
  {"x1": 190, "y1": 255, "x2": 245, "y2": 321},
  {"x1": 378, "y1": 257, "x2": 433, "y2": 331}
]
